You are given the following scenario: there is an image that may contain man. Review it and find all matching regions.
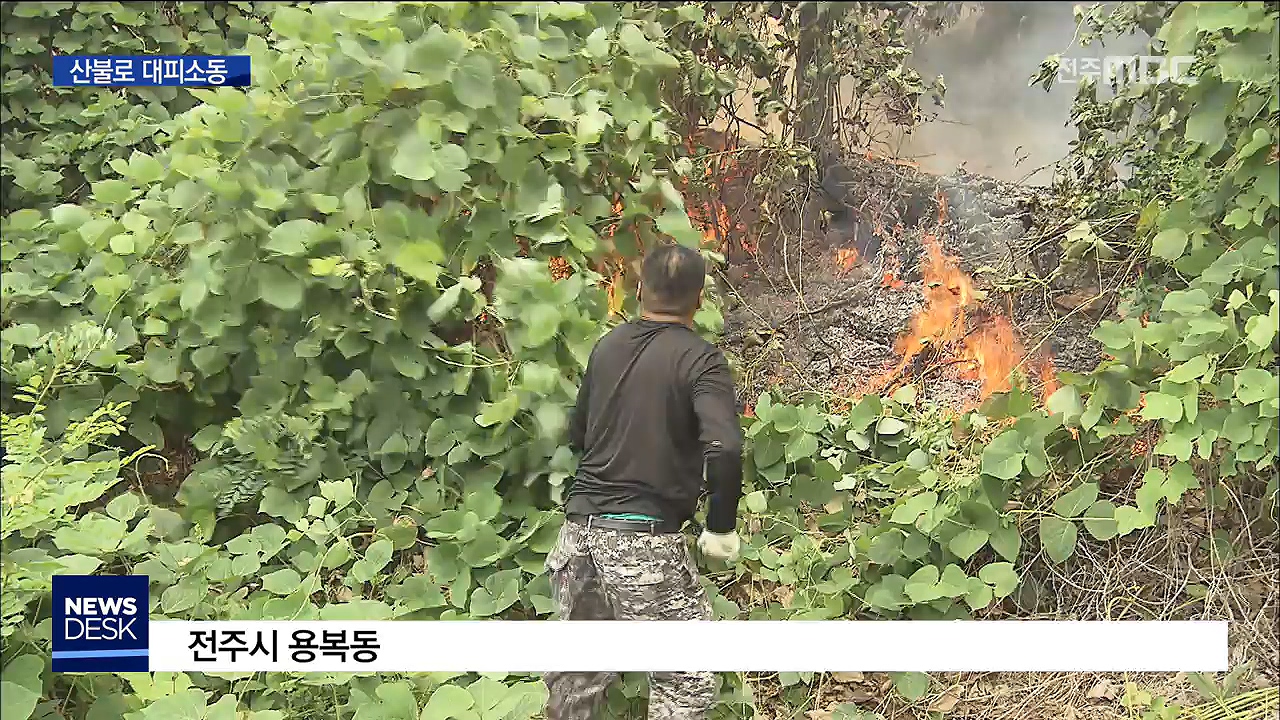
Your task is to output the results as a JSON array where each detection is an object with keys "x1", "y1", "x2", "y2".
[{"x1": 543, "y1": 243, "x2": 745, "y2": 720}]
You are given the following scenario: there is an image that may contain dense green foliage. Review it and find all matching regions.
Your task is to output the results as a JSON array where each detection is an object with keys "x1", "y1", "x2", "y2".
[
  {"x1": 1, "y1": 2, "x2": 1276, "y2": 719},
  {"x1": 0, "y1": 1, "x2": 269, "y2": 210}
]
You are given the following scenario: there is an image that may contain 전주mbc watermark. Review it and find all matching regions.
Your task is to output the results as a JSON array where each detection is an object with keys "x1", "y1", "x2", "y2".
[{"x1": 1058, "y1": 55, "x2": 1195, "y2": 86}]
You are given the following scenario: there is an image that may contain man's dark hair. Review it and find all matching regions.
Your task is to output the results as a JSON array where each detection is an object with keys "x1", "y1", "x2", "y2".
[{"x1": 640, "y1": 243, "x2": 706, "y2": 316}]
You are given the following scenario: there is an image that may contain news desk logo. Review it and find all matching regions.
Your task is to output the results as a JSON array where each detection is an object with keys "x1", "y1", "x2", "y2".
[{"x1": 52, "y1": 575, "x2": 149, "y2": 672}]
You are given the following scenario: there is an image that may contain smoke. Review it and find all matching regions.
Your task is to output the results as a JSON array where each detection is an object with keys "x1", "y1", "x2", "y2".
[{"x1": 899, "y1": 2, "x2": 1153, "y2": 185}]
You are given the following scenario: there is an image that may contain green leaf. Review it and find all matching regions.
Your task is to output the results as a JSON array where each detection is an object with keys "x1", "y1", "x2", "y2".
[
  {"x1": 364, "y1": 539, "x2": 394, "y2": 573},
  {"x1": 989, "y1": 524, "x2": 1021, "y2": 562},
  {"x1": 257, "y1": 265, "x2": 305, "y2": 310},
  {"x1": 337, "y1": 2, "x2": 395, "y2": 20},
  {"x1": 1052, "y1": 482, "x2": 1098, "y2": 518},
  {"x1": 1091, "y1": 321, "x2": 1134, "y2": 350},
  {"x1": 745, "y1": 490, "x2": 767, "y2": 513},
  {"x1": 453, "y1": 53, "x2": 497, "y2": 109},
  {"x1": 1039, "y1": 516, "x2": 1078, "y2": 563},
  {"x1": 1141, "y1": 392, "x2": 1183, "y2": 423},
  {"x1": 867, "y1": 532, "x2": 903, "y2": 565},
  {"x1": 875, "y1": 417, "x2": 907, "y2": 435},
  {"x1": 1234, "y1": 369, "x2": 1278, "y2": 405},
  {"x1": 411, "y1": 24, "x2": 466, "y2": 78},
  {"x1": 1184, "y1": 87, "x2": 1231, "y2": 151},
  {"x1": 262, "y1": 568, "x2": 302, "y2": 595},
  {"x1": 978, "y1": 562, "x2": 1019, "y2": 598},
  {"x1": 864, "y1": 575, "x2": 907, "y2": 611},
  {"x1": 576, "y1": 109, "x2": 612, "y2": 145},
  {"x1": 964, "y1": 577, "x2": 994, "y2": 611},
  {"x1": 770, "y1": 405, "x2": 800, "y2": 433},
  {"x1": 1139, "y1": 466, "x2": 1170, "y2": 513},
  {"x1": 392, "y1": 133, "x2": 438, "y2": 182},
  {"x1": 904, "y1": 565, "x2": 942, "y2": 603},
  {"x1": 1245, "y1": 314, "x2": 1277, "y2": 352},
  {"x1": 1166, "y1": 355, "x2": 1210, "y2": 384},
  {"x1": 524, "y1": 305, "x2": 561, "y2": 347},
  {"x1": 847, "y1": 395, "x2": 881, "y2": 431},
  {"x1": 469, "y1": 588, "x2": 499, "y2": 617},
  {"x1": 517, "y1": 68, "x2": 551, "y2": 96},
  {"x1": 890, "y1": 672, "x2": 929, "y2": 701},
  {"x1": 1082, "y1": 500, "x2": 1118, "y2": 541},
  {"x1": 1151, "y1": 228, "x2": 1189, "y2": 261},
  {"x1": 108, "y1": 233, "x2": 135, "y2": 255},
  {"x1": 889, "y1": 491, "x2": 937, "y2": 525},
  {"x1": 905, "y1": 448, "x2": 930, "y2": 470},
  {"x1": 948, "y1": 528, "x2": 989, "y2": 561},
  {"x1": 50, "y1": 204, "x2": 91, "y2": 228},
  {"x1": 428, "y1": 284, "x2": 466, "y2": 323},
  {"x1": 1163, "y1": 462, "x2": 1199, "y2": 504},
  {"x1": 1046, "y1": 385, "x2": 1083, "y2": 424},
  {"x1": 980, "y1": 431, "x2": 1025, "y2": 480},
  {"x1": 266, "y1": 219, "x2": 322, "y2": 257},
  {"x1": 891, "y1": 384, "x2": 918, "y2": 405},
  {"x1": 107, "y1": 493, "x2": 141, "y2": 522},
  {"x1": 784, "y1": 432, "x2": 819, "y2": 463},
  {"x1": 420, "y1": 684, "x2": 477, "y2": 720},
  {"x1": 1, "y1": 655, "x2": 43, "y2": 720},
  {"x1": 143, "y1": 346, "x2": 180, "y2": 384},
  {"x1": 655, "y1": 209, "x2": 703, "y2": 247},
  {"x1": 585, "y1": 27, "x2": 610, "y2": 58},
  {"x1": 92, "y1": 179, "x2": 134, "y2": 204},
  {"x1": 308, "y1": 194, "x2": 340, "y2": 214},
  {"x1": 432, "y1": 144, "x2": 471, "y2": 192},
  {"x1": 475, "y1": 394, "x2": 520, "y2": 428},
  {"x1": 394, "y1": 242, "x2": 445, "y2": 284},
  {"x1": 1114, "y1": 505, "x2": 1149, "y2": 536}
]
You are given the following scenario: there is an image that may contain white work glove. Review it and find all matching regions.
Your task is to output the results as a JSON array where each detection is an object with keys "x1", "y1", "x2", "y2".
[{"x1": 697, "y1": 530, "x2": 741, "y2": 563}]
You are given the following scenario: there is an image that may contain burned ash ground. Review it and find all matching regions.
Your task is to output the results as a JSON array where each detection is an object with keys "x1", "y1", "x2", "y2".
[{"x1": 716, "y1": 152, "x2": 1107, "y2": 408}]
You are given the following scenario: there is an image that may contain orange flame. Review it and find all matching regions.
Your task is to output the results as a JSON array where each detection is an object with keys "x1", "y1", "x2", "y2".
[
  {"x1": 864, "y1": 192, "x2": 1026, "y2": 405},
  {"x1": 1039, "y1": 355, "x2": 1060, "y2": 404},
  {"x1": 693, "y1": 199, "x2": 734, "y2": 249},
  {"x1": 681, "y1": 129, "x2": 752, "y2": 255},
  {"x1": 835, "y1": 247, "x2": 860, "y2": 273}
]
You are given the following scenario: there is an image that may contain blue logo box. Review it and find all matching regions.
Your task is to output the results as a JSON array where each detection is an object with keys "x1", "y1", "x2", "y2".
[
  {"x1": 52, "y1": 55, "x2": 250, "y2": 87},
  {"x1": 52, "y1": 575, "x2": 149, "y2": 672}
]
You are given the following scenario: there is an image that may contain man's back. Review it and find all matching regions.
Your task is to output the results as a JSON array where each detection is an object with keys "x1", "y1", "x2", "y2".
[
  {"x1": 565, "y1": 318, "x2": 742, "y2": 529},
  {"x1": 542, "y1": 243, "x2": 742, "y2": 720}
]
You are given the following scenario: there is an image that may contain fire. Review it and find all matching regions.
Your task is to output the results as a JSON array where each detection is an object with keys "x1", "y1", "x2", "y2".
[
  {"x1": 863, "y1": 192, "x2": 1028, "y2": 406},
  {"x1": 835, "y1": 247, "x2": 859, "y2": 273},
  {"x1": 862, "y1": 149, "x2": 921, "y2": 169},
  {"x1": 695, "y1": 199, "x2": 734, "y2": 249},
  {"x1": 683, "y1": 129, "x2": 750, "y2": 255},
  {"x1": 960, "y1": 318, "x2": 1022, "y2": 398},
  {"x1": 1039, "y1": 355, "x2": 1060, "y2": 404}
]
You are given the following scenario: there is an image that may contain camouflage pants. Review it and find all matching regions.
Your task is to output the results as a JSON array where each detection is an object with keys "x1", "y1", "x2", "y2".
[{"x1": 543, "y1": 518, "x2": 716, "y2": 720}]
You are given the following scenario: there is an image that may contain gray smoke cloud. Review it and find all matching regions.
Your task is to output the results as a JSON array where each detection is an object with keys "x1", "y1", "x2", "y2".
[{"x1": 899, "y1": 2, "x2": 1153, "y2": 185}]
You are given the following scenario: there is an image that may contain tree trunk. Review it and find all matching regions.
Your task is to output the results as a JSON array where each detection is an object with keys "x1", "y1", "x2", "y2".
[{"x1": 793, "y1": 1, "x2": 835, "y2": 152}]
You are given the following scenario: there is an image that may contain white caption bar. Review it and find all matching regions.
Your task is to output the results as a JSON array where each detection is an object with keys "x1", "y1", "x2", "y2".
[{"x1": 150, "y1": 620, "x2": 1228, "y2": 673}]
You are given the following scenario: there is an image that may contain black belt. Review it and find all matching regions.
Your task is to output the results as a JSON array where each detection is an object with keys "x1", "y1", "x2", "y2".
[{"x1": 566, "y1": 514, "x2": 684, "y2": 534}]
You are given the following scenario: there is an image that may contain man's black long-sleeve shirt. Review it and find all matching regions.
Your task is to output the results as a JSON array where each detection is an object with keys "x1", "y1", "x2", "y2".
[{"x1": 565, "y1": 319, "x2": 744, "y2": 533}]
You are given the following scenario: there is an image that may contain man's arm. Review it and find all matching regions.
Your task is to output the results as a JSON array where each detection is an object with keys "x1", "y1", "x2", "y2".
[
  {"x1": 692, "y1": 351, "x2": 744, "y2": 534},
  {"x1": 568, "y1": 357, "x2": 592, "y2": 455}
]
